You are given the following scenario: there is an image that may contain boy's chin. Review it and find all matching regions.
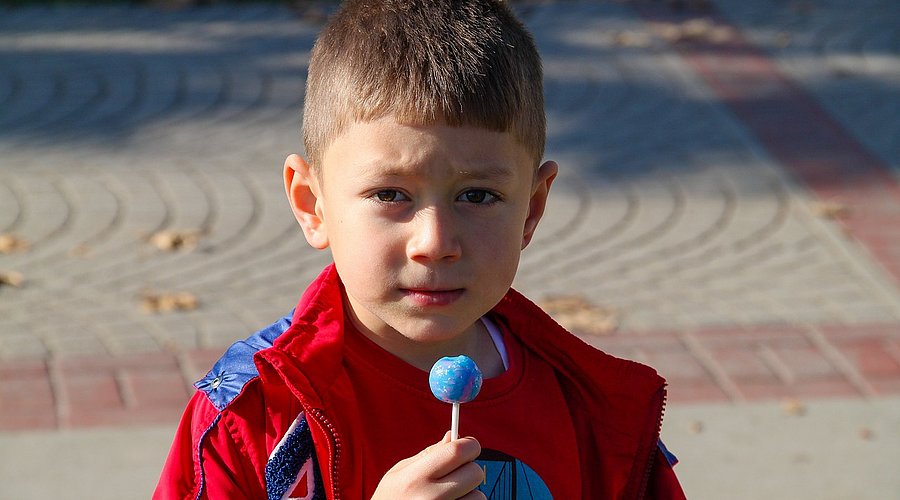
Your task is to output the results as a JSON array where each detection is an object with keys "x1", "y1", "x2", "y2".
[
  {"x1": 386, "y1": 315, "x2": 482, "y2": 344},
  {"x1": 394, "y1": 321, "x2": 472, "y2": 344}
]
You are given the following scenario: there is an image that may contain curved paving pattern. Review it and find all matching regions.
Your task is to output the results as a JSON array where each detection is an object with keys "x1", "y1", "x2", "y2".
[
  {"x1": 0, "y1": 6, "x2": 323, "y2": 360},
  {"x1": 520, "y1": 1, "x2": 900, "y2": 331},
  {"x1": 1, "y1": 1, "x2": 900, "y2": 428}
]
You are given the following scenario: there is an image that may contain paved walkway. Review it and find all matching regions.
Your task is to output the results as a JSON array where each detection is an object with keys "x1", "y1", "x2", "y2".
[
  {"x1": 4, "y1": 0, "x2": 899, "y2": 426},
  {"x1": 0, "y1": 1, "x2": 899, "y2": 497}
]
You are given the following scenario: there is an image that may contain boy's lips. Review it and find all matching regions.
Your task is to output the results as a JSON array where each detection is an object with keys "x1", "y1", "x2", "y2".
[{"x1": 400, "y1": 288, "x2": 465, "y2": 306}]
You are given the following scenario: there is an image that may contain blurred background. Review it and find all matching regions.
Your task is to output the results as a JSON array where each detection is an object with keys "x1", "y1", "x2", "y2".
[{"x1": 0, "y1": 0, "x2": 898, "y2": 498}]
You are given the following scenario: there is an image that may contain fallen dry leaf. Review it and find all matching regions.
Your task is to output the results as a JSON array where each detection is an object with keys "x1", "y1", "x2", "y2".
[
  {"x1": 681, "y1": 19, "x2": 714, "y2": 40},
  {"x1": 782, "y1": 398, "x2": 807, "y2": 417},
  {"x1": 540, "y1": 295, "x2": 620, "y2": 336},
  {"x1": 140, "y1": 291, "x2": 200, "y2": 314},
  {"x1": 68, "y1": 243, "x2": 93, "y2": 258},
  {"x1": 613, "y1": 30, "x2": 653, "y2": 48},
  {"x1": 0, "y1": 270, "x2": 25, "y2": 287},
  {"x1": 656, "y1": 23, "x2": 684, "y2": 43},
  {"x1": 774, "y1": 32, "x2": 793, "y2": 48},
  {"x1": 707, "y1": 26, "x2": 734, "y2": 44},
  {"x1": 654, "y1": 19, "x2": 731, "y2": 45},
  {"x1": 0, "y1": 233, "x2": 30, "y2": 254},
  {"x1": 148, "y1": 230, "x2": 202, "y2": 252},
  {"x1": 810, "y1": 201, "x2": 851, "y2": 220}
]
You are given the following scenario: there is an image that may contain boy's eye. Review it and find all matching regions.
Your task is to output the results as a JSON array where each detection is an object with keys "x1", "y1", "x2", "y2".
[
  {"x1": 458, "y1": 189, "x2": 498, "y2": 204},
  {"x1": 373, "y1": 190, "x2": 407, "y2": 202}
]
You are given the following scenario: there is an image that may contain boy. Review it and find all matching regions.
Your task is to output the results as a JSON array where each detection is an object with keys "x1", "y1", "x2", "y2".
[{"x1": 155, "y1": 0, "x2": 685, "y2": 498}]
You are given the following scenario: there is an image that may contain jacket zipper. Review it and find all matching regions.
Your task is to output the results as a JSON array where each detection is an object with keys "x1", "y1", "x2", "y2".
[
  {"x1": 308, "y1": 407, "x2": 342, "y2": 500},
  {"x1": 637, "y1": 385, "x2": 668, "y2": 500}
]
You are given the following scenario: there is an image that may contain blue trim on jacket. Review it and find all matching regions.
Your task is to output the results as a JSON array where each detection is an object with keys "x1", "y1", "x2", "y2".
[
  {"x1": 195, "y1": 312, "x2": 293, "y2": 411},
  {"x1": 658, "y1": 439, "x2": 678, "y2": 467},
  {"x1": 194, "y1": 413, "x2": 222, "y2": 500},
  {"x1": 193, "y1": 311, "x2": 323, "y2": 499},
  {"x1": 265, "y1": 416, "x2": 325, "y2": 500}
]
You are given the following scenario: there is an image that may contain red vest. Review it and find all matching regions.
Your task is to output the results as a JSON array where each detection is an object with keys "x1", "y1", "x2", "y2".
[{"x1": 155, "y1": 264, "x2": 685, "y2": 499}]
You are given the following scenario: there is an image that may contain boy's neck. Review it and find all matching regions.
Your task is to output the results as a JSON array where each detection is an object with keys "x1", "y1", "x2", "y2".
[{"x1": 345, "y1": 310, "x2": 505, "y2": 378}]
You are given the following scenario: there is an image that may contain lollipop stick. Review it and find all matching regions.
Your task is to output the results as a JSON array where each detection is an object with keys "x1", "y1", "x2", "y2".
[{"x1": 451, "y1": 402, "x2": 460, "y2": 441}]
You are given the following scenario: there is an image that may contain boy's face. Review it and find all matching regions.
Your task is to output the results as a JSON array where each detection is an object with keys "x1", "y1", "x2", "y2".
[{"x1": 285, "y1": 117, "x2": 556, "y2": 361}]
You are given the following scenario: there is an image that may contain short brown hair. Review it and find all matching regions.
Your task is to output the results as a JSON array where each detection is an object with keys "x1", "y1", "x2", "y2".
[{"x1": 302, "y1": 0, "x2": 545, "y2": 169}]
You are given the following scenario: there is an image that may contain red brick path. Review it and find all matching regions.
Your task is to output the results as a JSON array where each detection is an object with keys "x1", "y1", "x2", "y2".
[
  {"x1": 3, "y1": 323, "x2": 899, "y2": 431},
  {"x1": 597, "y1": 324, "x2": 900, "y2": 404},
  {"x1": 0, "y1": 349, "x2": 222, "y2": 431}
]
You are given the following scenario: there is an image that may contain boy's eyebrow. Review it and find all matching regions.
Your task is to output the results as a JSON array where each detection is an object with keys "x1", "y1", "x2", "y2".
[{"x1": 455, "y1": 164, "x2": 515, "y2": 181}]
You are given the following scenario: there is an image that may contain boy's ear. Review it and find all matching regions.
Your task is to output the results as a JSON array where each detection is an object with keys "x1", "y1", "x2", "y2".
[
  {"x1": 284, "y1": 154, "x2": 329, "y2": 249},
  {"x1": 522, "y1": 160, "x2": 558, "y2": 250}
]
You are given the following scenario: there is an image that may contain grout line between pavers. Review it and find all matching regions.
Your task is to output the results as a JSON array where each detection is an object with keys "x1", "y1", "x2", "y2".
[
  {"x1": 174, "y1": 349, "x2": 200, "y2": 396},
  {"x1": 806, "y1": 325, "x2": 879, "y2": 398},
  {"x1": 886, "y1": 339, "x2": 900, "y2": 367},
  {"x1": 679, "y1": 331, "x2": 744, "y2": 402},
  {"x1": 116, "y1": 369, "x2": 137, "y2": 409},
  {"x1": 46, "y1": 357, "x2": 66, "y2": 430},
  {"x1": 756, "y1": 344, "x2": 795, "y2": 386}
]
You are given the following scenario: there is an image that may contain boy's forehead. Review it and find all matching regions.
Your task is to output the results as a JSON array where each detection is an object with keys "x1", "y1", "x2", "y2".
[
  {"x1": 323, "y1": 122, "x2": 534, "y2": 183},
  {"x1": 322, "y1": 117, "x2": 535, "y2": 172}
]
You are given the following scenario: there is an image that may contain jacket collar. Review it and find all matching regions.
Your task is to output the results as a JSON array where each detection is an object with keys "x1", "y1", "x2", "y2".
[
  {"x1": 260, "y1": 263, "x2": 665, "y2": 418},
  {"x1": 256, "y1": 264, "x2": 668, "y2": 498},
  {"x1": 254, "y1": 264, "x2": 346, "y2": 409},
  {"x1": 256, "y1": 264, "x2": 665, "y2": 405}
]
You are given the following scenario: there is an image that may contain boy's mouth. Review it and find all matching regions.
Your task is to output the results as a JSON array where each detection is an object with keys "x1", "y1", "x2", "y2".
[{"x1": 401, "y1": 288, "x2": 464, "y2": 306}]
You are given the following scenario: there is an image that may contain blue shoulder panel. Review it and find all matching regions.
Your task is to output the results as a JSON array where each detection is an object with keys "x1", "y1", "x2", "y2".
[
  {"x1": 195, "y1": 312, "x2": 293, "y2": 411},
  {"x1": 658, "y1": 439, "x2": 678, "y2": 467}
]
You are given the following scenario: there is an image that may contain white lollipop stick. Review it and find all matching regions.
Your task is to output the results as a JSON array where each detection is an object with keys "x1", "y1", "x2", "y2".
[{"x1": 451, "y1": 402, "x2": 460, "y2": 441}]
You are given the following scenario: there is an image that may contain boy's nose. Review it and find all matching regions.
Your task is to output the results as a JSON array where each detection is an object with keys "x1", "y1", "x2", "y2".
[{"x1": 406, "y1": 207, "x2": 462, "y2": 262}]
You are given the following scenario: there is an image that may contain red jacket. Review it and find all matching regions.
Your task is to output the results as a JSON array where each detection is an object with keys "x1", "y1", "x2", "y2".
[{"x1": 155, "y1": 265, "x2": 685, "y2": 499}]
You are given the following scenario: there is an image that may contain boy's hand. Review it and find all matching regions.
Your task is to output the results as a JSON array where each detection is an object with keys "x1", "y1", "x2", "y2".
[{"x1": 372, "y1": 432, "x2": 486, "y2": 499}]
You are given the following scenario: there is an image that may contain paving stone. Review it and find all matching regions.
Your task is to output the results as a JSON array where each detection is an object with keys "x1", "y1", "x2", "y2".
[
  {"x1": 0, "y1": 332, "x2": 48, "y2": 360},
  {"x1": 0, "y1": 369, "x2": 57, "y2": 431}
]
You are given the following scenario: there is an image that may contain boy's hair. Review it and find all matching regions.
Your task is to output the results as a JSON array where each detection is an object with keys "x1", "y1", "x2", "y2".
[{"x1": 302, "y1": 0, "x2": 545, "y2": 169}]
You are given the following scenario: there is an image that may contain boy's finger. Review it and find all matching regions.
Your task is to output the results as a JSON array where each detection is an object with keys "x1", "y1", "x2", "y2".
[
  {"x1": 433, "y1": 461, "x2": 486, "y2": 497},
  {"x1": 412, "y1": 436, "x2": 481, "y2": 479},
  {"x1": 390, "y1": 430, "x2": 455, "y2": 472},
  {"x1": 419, "y1": 431, "x2": 453, "y2": 458}
]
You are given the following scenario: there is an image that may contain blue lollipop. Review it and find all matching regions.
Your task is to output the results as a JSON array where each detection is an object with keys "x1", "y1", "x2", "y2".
[{"x1": 429, "y1": 355, "x2": 483, "y2": 440}]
